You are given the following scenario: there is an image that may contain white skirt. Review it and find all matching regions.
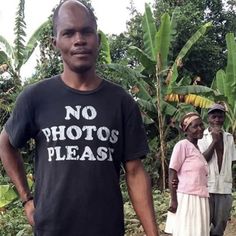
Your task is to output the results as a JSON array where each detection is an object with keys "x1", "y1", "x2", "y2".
[{"x1": 164, "y1": 192, "x2": 210, "y2": 236}]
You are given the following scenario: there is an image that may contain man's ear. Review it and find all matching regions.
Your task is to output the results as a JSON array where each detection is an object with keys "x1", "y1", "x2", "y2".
[
  {"x1": 52, "y1": 36, "x2": 57, "y2": 49},
  {"x1": 98, "y1": 31, "x2": 101, "y2": 49}
]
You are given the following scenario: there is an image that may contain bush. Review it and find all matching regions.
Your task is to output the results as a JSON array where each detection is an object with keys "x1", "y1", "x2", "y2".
[{"x1": 0, "y1": 201, "x2": 33, "y2": 236}]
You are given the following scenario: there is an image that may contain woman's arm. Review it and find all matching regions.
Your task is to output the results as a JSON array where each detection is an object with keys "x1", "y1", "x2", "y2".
[{"x1": 168, "y1": 168, "x2": 178, "y2": 213}]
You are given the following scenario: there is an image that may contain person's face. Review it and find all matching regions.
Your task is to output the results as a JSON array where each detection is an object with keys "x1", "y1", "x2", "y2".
[
  {"x1": 185, "y1": 118, "x2": 205, "y2": 139},
  {"x1": 53, "y1": 2, "x2": 100, "y2": 73},
  {"x1": 208, "y1": 110, "x2": 225, "y2": 128}
]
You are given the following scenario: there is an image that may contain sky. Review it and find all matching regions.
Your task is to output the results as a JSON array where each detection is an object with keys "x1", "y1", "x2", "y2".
[
  {"x1": 0, "y1": 0, "x2": 154, "y2": 43},
  {"x1": 0, "y1": 0, "x2": 153, "y2": 79}
]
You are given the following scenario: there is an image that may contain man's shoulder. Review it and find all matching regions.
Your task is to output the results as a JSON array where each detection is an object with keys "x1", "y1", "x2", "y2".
[
  {"x1": 104, "y1": 79, "x2": 127, "y2": 92},
  {"x1": 26, "y1": 75, "x2": 59, "y2": 90},
  {"x1": 103, "y1": 79, "x2": 134, "y2": 100},
  {"x1": 175, "y1": 139, "x2": 189, "y2": 148},
  {"x1": 22, "y1": 75, "x2": 59, "y2": 95}
]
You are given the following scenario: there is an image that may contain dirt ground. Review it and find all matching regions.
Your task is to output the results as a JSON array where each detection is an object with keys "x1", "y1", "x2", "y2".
[
  {"x1": 160, "y1": 217, "x2": 236, "y2": 236},
  {"x1": 224, "y1": 217, "x2": 236, "y2": 236}
]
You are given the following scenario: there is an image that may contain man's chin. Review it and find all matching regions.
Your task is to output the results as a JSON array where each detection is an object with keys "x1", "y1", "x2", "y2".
[{"x1": 73, "y1": 65, "x2": 91, "y2": 73}]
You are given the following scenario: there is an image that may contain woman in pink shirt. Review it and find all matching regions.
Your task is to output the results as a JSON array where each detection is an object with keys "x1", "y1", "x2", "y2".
[{"x1": 165, "y1": 112, "x2": 210, "y2": 236}]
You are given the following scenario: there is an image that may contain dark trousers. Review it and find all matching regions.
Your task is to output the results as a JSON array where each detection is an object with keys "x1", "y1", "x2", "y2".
[{"x1": 209, "y1": 193, "x2": 232, "y2": 236}]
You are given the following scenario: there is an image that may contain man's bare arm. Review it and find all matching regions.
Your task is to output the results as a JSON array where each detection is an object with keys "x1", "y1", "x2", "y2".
[
  {"x1": 202, "y1": 127, "x2": 222, "y2": 162},
  {"x1": 0, "y1": 129, "x2": 35, "y2": 225},
  {"x1": 125, "y1": 159, "x2": 159, "y2": 236},
  {"x1": 168, "y1": 168, "x2": 178, "y2": 213}
]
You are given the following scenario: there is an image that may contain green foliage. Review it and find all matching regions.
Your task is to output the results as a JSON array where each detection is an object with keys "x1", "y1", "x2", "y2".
[
  {"x1": 30, "y1": 18, "x2": 63, "y2": 81},
  {"x1": 98, "y1": 31, "x2": 111, "y2": 64},
  {"x1": 14, "y1": 0, "x2": 26, "y2": 71},
  {"x1": 213, "y1": 33, "x2": 236, "y2": 137},
  {"x1": 0, "y1": 185, "x2": 18, "y2": 208},
  {"x1": 0, "y1": 201, "x2": 33, "y2": 236},
  {"x1": 0, "y1": 0, "x2": 49, "y2": 82},
  {"x1": 1, "y1": 188, "x2": 236, "y2": 235},
  {"x1": 0, "y1": 76, "x2": 22, "y2": 129},
  {"x1": 152, "y1": 0, "x2": 236, "y2": 86}
]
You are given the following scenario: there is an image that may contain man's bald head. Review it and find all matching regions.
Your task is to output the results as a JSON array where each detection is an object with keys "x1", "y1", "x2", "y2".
[{"x1": 52, "y1": 0, "x2": 97, "y2": 36}]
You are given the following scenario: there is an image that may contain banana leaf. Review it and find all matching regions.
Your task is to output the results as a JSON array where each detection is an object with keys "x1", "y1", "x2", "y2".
[
  {"x1": 23, "y1": 19, "x2": 50, "y2": 65},
  {"x1": 156, "y1": 13, "x2": 171, "y2": 71},
  {"x1": 98, "y1": 30, "x2": 111, "y2": 64},
  {"x1": 0, "y1": 35, "x2": 13, "y2": 58},
  {"x1": 215, "y1": 69, "x2": 226, "y2": 95},
  {"x1": 225, "y1": 33, "x2": 236, "y2": 107},
  {"x1": 128, "y1": 46, "x2": 156, "y2": 72},
  {"x1": 175, "y1": 22, "x2": 212, "y2": 62},
  {"x1": 142, "y1": 3, "x2": 157, "y2": 60},
  {"x1": 0, "y1": 185, "x2": 17, "y2": 208}
]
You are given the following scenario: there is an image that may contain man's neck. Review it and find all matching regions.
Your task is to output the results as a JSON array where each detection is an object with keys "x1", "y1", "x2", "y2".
[{"x1": 61, "y1": 70, "x2": 102, "y2": 91}]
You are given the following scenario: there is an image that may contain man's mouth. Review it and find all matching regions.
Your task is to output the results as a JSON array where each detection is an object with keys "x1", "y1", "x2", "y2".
[{"x1": 71, "y1": 49, "x2": 91, "y2": 55}]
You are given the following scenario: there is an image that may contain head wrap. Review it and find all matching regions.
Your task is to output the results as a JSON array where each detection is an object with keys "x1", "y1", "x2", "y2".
[{"x1": 180, "y1": 112, "x2": 200, "y2": 131}]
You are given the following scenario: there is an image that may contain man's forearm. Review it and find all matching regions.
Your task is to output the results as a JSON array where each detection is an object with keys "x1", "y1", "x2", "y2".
[
  {"x1": 202, "y1": 141, "x2": 216, "y2": 162},
  {"x1": 0, "y1": 129, "x2": 31, "y2": 202},
  {"x1": 125, "y1": 160, "x2": 159, "y2": 236}
]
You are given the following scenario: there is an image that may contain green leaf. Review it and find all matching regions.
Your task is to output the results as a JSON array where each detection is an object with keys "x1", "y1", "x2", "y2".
[
  {"x1": 225, "y1": 33, "x2": 236, "y2": 107},
  {"x1": 170, "y1": 84, "x2": 215, "y2": 95},
  {"x1": 137, "y1": 98, "x2": 156, "y2": 114},
  {"x1": 0, "y1": 185, "x2": 17, "y2": 207},
  {"x1": 129, "y1": 46, "x2": 156, "y2": 72},
  {"x1": 215, "y1": 69, "x2": 226, "y2": 94},
  {"x1": 23, "y1": 19, "x2": 50, "y2": 65},
  {"x1": 142, "y1": 3, "x2": 157, "y2": 60},
  {"x1": 0, "y1": 35, "x2": 14, "y2": 58},
  {"x1": 0, "y1": 51, "x2": 9, "y2": 65},
  {"x1": 98, "y1": 30, "x2": 111, "y2": 64},
  {"x1": 175, "y1": 22, "x2": 212, "y2": 63},
  {"x1": 156, "y1": 13, "x2": 171, "y2": 71}
]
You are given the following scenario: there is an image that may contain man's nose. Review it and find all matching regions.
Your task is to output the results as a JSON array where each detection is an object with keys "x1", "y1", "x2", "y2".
[
  {"x1": 74, "y1": 32, "x2": 86, "y2": 44},
  {"x1": 214, "y1": 117, "x2": 221, "y2": 122}
]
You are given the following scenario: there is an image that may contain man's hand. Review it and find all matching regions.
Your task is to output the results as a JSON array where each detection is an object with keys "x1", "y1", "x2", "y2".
[
  {"x1": 125, "y1": 159, "x2": 159, "y2": 236},
  {"x1": 211, "y1": 126, "x2": 223, "y2": 143},
  {"x1": 24, "y1": 200, "x2": 35, "y2": 226}
]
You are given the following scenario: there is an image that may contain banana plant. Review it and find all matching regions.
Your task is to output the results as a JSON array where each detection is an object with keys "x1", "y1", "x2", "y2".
[
  {"x1": 0, "y1": 0, "x2": 50, "y2": 131},
  {"x1": 104, "y1": 4, "x2": 214, "y2": 189},
  {"x1": 97, "y1": 4, "x2": 214, "y2": 188},
  {"x1": 129, "y1": 4, "x2": 214, "y2": 189},
  {"x1": 0, "y1": 1, "x2": 50, "y2": 206},
  {"x1": 213, "y1": 33, "x2": 236, "y2": 138},
  {"x1": 0, "y1": 0, "x2": 50, "y2": 83},
  {"x1": 0, "y1": 174, "x2": 34, "y2": 208}
]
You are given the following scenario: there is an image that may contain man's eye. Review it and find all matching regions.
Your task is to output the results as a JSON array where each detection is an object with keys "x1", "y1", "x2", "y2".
[
  {"x1": 63, "y1": 31, "x2": 74, "y2": 36},
  {"x1": 82, "y1": 28, "x2": 94, "y2": 35}
]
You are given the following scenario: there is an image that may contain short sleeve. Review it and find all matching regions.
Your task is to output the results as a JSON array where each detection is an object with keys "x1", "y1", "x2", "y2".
[
  {"x1": 123, "y1": 101, "x2": 149, "y2": 161},
  {"x1": 229, "y1": 136, "x2": 236, "y2": 161},
  {"x1": 4, "y1": 86, "x2": 36, "y2": 148},
  {"x1": 169, "y1": 141, "x2": 186, "y2": 171}
]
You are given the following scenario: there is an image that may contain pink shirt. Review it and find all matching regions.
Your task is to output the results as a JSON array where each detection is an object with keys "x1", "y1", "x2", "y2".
[{"x1": 169, "y1": 139, "x2": 209, "y2": 197}]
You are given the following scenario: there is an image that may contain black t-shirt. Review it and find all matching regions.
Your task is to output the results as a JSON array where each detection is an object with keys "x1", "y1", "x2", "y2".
[{"x1": 5, "y1": 76, "x2": 149, "y2": 236}]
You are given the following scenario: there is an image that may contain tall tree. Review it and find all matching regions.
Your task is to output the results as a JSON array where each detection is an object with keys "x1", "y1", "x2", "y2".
[
  {"x1": 0, "y1": 0, "x2": 49, "y2": 83},
  {"x1": 0, "y1": 0, "x2": 49, "y2": 128},
  {"x1": 152, "y1": 0, "x2": 236, "y2": 86}
]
